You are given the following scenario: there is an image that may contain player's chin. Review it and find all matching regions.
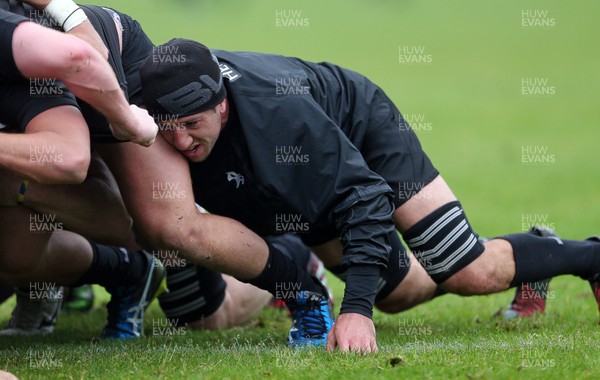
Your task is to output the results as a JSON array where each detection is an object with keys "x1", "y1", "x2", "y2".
[{"x1": 194, "y1": 149, "x2": 212, "y2": 162}]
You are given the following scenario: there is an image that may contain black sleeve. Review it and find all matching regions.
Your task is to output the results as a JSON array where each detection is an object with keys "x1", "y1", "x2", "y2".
[
  {"x1": 74, "y1": 5, "x2": 127, "y2": 142},
  {"x1": 240, "y1": 95, "x2": 396, "y2": 317},
  {"x1": 115, "y1": 9, "x2": 155, "y2": 106},
  {"x1": 0, "y1": 8, "x2": 28, "y2": 81}
]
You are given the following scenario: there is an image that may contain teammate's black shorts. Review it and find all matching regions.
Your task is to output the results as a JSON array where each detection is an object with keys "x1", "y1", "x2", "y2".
[
  {"x1": 0, "y1": 81, "x2": 78, "y2": 132},
  {"x1": 0, "y1": 9, "x2": 27, "y2": 81}
]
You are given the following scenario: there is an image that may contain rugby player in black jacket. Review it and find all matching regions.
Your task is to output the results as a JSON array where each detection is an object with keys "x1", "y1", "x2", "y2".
[{"x1": 140, "y1": 39, "x2": 600, "y2": 352}]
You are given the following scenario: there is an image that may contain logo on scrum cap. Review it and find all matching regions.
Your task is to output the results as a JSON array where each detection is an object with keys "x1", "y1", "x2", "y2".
[{"x1": 156, "y1": 74, "x2": 223, "y2": 116}]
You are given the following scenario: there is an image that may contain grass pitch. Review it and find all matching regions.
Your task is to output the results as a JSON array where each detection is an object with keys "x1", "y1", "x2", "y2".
[{"x1": 1, "y1": 0, "x2": 599, "y2": 378}]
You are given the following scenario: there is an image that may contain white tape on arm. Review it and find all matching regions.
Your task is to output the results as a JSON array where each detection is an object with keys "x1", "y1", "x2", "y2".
[{"x1": 44, "y1": 0, "x2": 88, "y2": 32}]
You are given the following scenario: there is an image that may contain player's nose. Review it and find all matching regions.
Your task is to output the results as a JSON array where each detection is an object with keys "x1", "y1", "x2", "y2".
[{"x1": 172, "y1": 130, "x2": 192, "y2": 150}]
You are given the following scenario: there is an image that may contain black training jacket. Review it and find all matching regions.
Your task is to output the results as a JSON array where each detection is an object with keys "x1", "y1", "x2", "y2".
[{"x1": 191, "y1": 50, "x2": 397, "y2": 316}]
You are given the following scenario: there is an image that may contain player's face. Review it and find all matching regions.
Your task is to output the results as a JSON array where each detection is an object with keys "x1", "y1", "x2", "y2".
[{"x1": 159, "y1": 101, "x2": 227, "y2": 162}]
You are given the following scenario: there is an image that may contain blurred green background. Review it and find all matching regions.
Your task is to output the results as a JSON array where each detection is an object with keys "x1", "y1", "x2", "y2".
[{"x1": 100, "y1": 0, "x2": 600, "y2": 238}]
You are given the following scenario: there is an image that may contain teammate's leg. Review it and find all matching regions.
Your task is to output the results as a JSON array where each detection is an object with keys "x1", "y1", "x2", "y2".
[
  {"x1": 0, "y1": 151, "x2": 134, "y2": 246},
  {"x1": 96, "y1": 137, "x2": 270, "y2": 278},
  {"x1": 0, "y1": 205, "x2": 165, "y2": 338},
  {"x1": 158, "y1": 263, "x2": 271, "y2": 331},
  {"x1": 159, "y1": 234, "x2": 331, "y2": 331},
  {"x1": 192, "y1": 275, "x2": 271, "y2": 330}
]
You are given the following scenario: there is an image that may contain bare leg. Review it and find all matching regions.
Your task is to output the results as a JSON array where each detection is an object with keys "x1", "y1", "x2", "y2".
[
  {"x1": 0, "y1": 206, "x2": 92, "y2": 287},
  {"x1": 312, "y1": 175, "x2": 515, "y2": 314},
  {"x1": 310, "y1": 238, "x2": 438, "y2": 313},
  {"x1": 394, "y1": 175, "x2": 515, "y2": 294},
  {"x1": 0, "y1": 152, "x2": 133, "y2": 246},
  {"x1": 374, "y1": 255, "x2": 437, "y2": 313},
  {"x1": 187, "y1": 275, "x2": 271, "y2": 330}
]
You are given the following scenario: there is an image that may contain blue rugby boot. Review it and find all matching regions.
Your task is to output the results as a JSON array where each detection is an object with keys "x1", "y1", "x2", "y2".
[
  {"x1": 101, "y1": 251, "x2": 167, "y2": 339},
  {"x1": 286, "y1": 278, "x2": 334, "y2": 348}
]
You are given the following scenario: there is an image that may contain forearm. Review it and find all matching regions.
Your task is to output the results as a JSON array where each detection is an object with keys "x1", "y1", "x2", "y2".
[
  {"x1": 13, "y1": 22, "x2": 153, "y2": 145},
  {"x1": 0, "y1": 131, "x2": 87, "y2": 184},
  {"x1": 18, "y1": 0, "x2": 107, "y2": 57},
  {"x1": 335, "y1": 194, "x2": 396, "y2": 317},
  {"x1": 47, "y1": 42, "x2": 136, "y2": 140}
]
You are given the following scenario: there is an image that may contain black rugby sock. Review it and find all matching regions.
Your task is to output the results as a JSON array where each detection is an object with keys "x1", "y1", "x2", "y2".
[
  {"x1": 71, "y1": 241, "x2": 148, "y2": 289},
  {"x1": 503, "y1": 233, "x2": 600, "y2": 287},
  {"x1": 247, "y1": 242, "x2": 324, "y2": 305},
  {"x1": 0, "y1": 285, "x2": 15, "y2": 304},
  {"x1": 270, "y1": 235, "x2": 312, "y2": 270},
  {"x1": 432, "y1": 286, "x2": 447, "y2": 298}
]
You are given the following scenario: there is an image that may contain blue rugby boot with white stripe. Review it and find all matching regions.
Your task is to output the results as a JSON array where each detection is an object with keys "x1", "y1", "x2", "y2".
[
  {"x1": 286, "y1": 278, "x2": 334, "y2": 348},
  {"x1": 101, "y1": 251, "x2": 168, "y2": 339}
]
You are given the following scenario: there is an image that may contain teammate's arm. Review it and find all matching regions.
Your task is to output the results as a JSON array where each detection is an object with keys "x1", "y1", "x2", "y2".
[
  {"x1": 11, "y1": 21, "x2": 157, "y2": 147},
  {"x1": 0, "y1": 105, "x2": 90, "y2": 184},
  {"x1": 18, "y1": 0, "x2": 108, "y2": 58}
]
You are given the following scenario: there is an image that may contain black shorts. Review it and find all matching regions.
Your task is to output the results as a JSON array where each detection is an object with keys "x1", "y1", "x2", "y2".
[
  {"x1": 301, "y1": 71, "x2": 439, "y2": 247},
  {"x1": 0, "y1": 81, "x2": 78, "y2": 131},
  {"x1": 354, "y1": 89, "x2": 440, "y2": 208},
  {"x1": 76, "y1": 5, "x2": 128, "y2": 143},
  {"x1": 0, "y1": 8, "x2": 27, "y2": 81}
]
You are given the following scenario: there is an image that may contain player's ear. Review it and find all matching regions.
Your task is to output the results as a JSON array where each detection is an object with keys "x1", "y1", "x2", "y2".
[{"x1": 217, "y1": 98, "x2": 229, "y2": 123}]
